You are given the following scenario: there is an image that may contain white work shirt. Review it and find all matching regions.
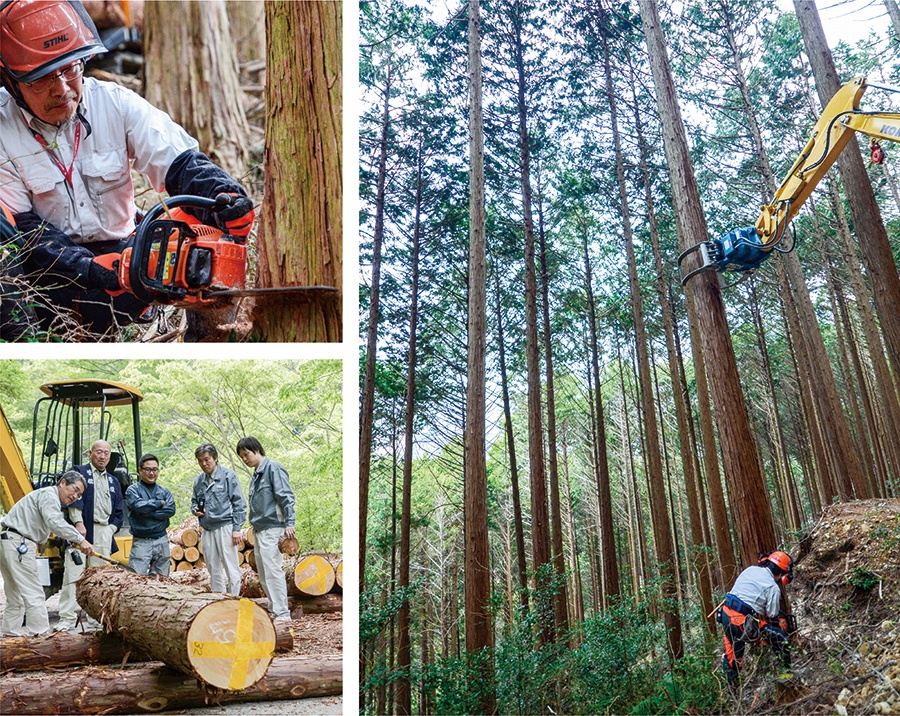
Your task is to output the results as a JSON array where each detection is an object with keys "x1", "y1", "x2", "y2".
[
  {"x1": 0, "y1": 78, "x2": 198, "y2": 244},
  {"x1": 69, "y1": 466, "x2": 112, "y2": 526},
  {"x1": 0, "y1": 486, "x2": 84, "y2": 545},
  {"x1": 729, "y1": 565, "x2": 782, "y2": 618}
]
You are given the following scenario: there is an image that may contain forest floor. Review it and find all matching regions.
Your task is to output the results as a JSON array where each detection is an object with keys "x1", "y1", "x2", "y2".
[
  {"x1": 730, "y1": 498, "x2": 900, "y2": 715},
  {"x1": 0, "y1": 575, "x2": 343, "y2": 715}
]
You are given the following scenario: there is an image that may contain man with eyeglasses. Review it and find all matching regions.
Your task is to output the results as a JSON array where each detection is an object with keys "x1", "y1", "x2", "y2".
[
  {"x1": 125, "y1": 454, "x2": 175, "y2": 577},
  {"x1": 0, "y1": 471, "x2": 93, "y2": 636},
  {"x1": 55, "y1": 438, "x2": 124, "y2": 632},
  {"x1": 0, "y1": 0, "x2": 255, "y2": 338}
]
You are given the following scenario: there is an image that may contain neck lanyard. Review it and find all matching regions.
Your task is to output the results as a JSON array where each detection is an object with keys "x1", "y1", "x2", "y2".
[{"x1": 22, "y1": 111, "x2": 82, "y2": 188}]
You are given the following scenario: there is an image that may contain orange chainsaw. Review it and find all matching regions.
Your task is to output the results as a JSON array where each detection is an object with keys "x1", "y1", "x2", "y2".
[{"x1": 95, "y1": 194, "x2": 337, "y2": 309}]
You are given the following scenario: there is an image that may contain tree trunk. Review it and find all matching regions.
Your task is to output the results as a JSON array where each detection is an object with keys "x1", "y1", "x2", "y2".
[
  {"x1": 637, "y1": 0, "x2": 775, "y2": 567},
  {"x1": 1, "y1": 655, "x2": 342, "y2": 715},
  {"x1": 397, "y1": 137, "x2": 424, "y2": 716},
  {"x1": 226, "y1": 1, "x2": 266, "y2": 65},
  {"x1": 494, "y1": 268, "x2": 529, "y2": 613},
  {"x1": 794, "y1": 0, "x2": 900, "y2": 384},
  {"x1": 143, "y1": 0, "x2": 249, "y2": 179},
  {"x1": 640, "y1": 112, "x2": 715, "y2": 634},
  {"x1": 884, "y1": 0, "x2": 900, "y2": 46},
  {"x1": 536, "y1": 169, "x2": 569, "y2": 638},
  {"x1": 463, "y1": 3, "x2": 494, "y2": 713},
  {"x1": 77, "y1": 568, "x2": 275, "y2": 690},
  {"x1": 826, "y1": 175, "x2": 900, "y2": 484},
  {"x1": 582, "y1": 220, "x2": 620, "y2": 601},
  {"x1": 253, "y1": 1, "x2": 342, "y2": 341},
  {"x1": 601, "y1": 20, "x2": 681, "y2": 658},
  {"x1": 359, "y1": 53, "x2": 392, "y2": 597}
]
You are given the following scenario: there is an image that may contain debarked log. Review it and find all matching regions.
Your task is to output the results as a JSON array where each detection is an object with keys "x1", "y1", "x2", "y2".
[
  {"x1": 0, "y1": 654, "x2": 343, "y2": 715},
  {"x1": 0, "y1": 632, "x2": 151, "y2": 672},
  {"x1": 77, "y1": 567, "x2": 275, "y2": 690}
]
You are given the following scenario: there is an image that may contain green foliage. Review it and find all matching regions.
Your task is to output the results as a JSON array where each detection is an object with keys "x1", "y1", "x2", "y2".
[{"x1": 848, "y1": 566, "x2": 879, "y2": 591}]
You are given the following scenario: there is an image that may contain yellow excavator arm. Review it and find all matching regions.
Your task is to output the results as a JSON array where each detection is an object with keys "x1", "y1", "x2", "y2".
[
  {"x1": 0, "y1": 403, "x2": 32, "y2": 512},
  {"x1": 679, "y1": 76, "x2": 900, "y2": 285}
]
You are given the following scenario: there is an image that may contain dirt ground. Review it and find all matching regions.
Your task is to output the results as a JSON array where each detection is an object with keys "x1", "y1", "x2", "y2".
[
  {"x1": 733, "y1": 498, "x2": 900, "y2": 714},
  {"x1": 0, "y1": 575, "x2": 343, "y2": 715}
]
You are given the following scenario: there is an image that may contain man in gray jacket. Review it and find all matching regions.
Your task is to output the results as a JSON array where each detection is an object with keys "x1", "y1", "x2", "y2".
[
  {"x1": 236, "y1": 436, "x2": 295, "y2": 622},
  {"x1": 192, "y1": 443, "x2": 246, "y2": 595}
]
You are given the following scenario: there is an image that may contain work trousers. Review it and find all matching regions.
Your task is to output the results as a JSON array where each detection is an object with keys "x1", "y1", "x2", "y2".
[
  {"x1": 0, "y1": 536, "x2": 49, "y2": 636},
  {"x1": 254, "y1": 526, "x2": 290, "y2": 620},
  {"x1": 58, "y1": 523, "x2": 116, "y2": 626},
  {"x1": 722, "y1": 607, "x2": 790, "y2": 682},
  {"x1": 129, "y1": 535, "x2": 171, "y2": 577},
  {"x1": 202, "y1": 523, "x2": 242, "y2": 595}
]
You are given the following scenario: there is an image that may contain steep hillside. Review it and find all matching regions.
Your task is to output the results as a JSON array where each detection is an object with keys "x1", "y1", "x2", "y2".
[{"x1": 737, "y1": 499, "x2": 900, "y2": 714}]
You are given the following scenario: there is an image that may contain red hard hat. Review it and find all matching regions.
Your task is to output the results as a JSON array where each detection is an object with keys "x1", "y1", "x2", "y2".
[{"x1": 0, "y1": 0, "x2": 106, "y2": 83}]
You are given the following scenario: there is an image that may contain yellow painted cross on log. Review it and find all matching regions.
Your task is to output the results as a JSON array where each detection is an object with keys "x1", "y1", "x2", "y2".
[
  {"x1": 299, "y1": 556, "x2": 329, "y2": 593},
  {"x1": 190, "y1": 599, "x2": 274, "y2": 690}
]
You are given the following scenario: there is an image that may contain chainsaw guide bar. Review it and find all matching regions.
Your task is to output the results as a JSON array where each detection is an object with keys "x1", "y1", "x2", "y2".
[{"x1": 201, "y1": 286, "x2": 340, "y2": 300}]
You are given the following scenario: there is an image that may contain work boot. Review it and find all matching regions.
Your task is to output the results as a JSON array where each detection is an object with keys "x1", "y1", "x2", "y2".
[{"x1": 53, "y1": 620, "x2": 77, "y2": 633}]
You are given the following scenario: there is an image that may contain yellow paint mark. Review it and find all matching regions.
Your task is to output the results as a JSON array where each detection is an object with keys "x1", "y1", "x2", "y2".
[
  {"x1": 299, "y1": 569, "x2": 327, "y2": 593},
  {"x1": 190, "y1": 599, "x2": 274, "y2": 689}
]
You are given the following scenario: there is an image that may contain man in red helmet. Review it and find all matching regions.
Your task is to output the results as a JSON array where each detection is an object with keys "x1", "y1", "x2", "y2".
[
  {"x1": 719, "y1": 550, "x2": 795, "y2": 685},
  {"x1": 0, "y1": 0, "x2": 255, "y2": 338}
]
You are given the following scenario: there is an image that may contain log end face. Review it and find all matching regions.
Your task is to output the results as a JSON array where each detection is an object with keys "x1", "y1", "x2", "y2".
[{"x1": 187, "y1": 598, "x2": 275, "y2": 691}]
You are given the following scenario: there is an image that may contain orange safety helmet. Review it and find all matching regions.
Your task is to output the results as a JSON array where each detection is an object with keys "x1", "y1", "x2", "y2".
[
  {"x1": 0, "y1": 0, "x2": 106, "y2": 84},
  {"x1": 759, "y1": 550, "x2": 793, "y2": 586}
]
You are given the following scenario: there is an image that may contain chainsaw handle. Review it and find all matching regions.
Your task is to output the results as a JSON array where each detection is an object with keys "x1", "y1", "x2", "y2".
[{"x1": 129, "y1": 195, "x2": 221, "y2": 303}]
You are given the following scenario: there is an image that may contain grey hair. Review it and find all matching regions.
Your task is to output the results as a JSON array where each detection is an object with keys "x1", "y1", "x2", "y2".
[{"x1": 58, "y1": 471, "x2": 86, "y2": 488}]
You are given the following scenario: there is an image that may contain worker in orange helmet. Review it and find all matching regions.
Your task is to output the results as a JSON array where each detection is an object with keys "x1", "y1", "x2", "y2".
[
  {"x1": 718, "y1": 550, "x2": 796, "y2": 685},
  {"x1": 0, "y1": 0, "x2": 255, "y2": 338}
]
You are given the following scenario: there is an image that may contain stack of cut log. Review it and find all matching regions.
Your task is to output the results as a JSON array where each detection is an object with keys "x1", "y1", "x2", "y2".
[{"x1": 169, "y1": 518, "x2": 204, "y2": 572}]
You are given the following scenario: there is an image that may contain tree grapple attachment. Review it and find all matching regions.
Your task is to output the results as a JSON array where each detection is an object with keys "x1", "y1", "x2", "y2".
[{"x1": 677, "y1": 227, "x2": 770, "y2": 285}]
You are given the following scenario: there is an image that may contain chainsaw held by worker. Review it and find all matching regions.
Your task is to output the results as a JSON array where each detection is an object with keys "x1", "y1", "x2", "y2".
[
  {"x1": 678, "y1": 76, "x2": 900, "y2": 286},
  {"x1": 91, "y1": 194, "x2": 338, "y2": 309}
]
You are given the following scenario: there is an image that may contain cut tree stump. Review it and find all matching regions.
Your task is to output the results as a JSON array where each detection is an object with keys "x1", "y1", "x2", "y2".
[
  {"x1": 77, "y1": 567, "x2": 275, "y2": 690},
  {"x1": 184, "y1": 546, "x2": 201, "y2": 563},
  {"x1": 0, "y1": 654, "x2": 342, "y2": 714},
  {"x1": 332, "y1": 559, "x2": 343, "y2": 592},
  {"x1": 0, "y1": 632, "x2": 151, "y2": 672},
  {"x1": 170, "y1": 544, "x2": 184, "y2": 561}
]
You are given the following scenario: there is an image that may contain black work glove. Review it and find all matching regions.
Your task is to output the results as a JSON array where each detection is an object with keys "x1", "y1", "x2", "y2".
[
  {"x1": 86, "y1": 262, "x2": 122, "y2": 292},
  {"x1": 211, "y1": 193, "x2": 255, "y2": 238}
]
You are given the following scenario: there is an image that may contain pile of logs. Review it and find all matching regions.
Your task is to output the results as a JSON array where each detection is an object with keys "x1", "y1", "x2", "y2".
[
  {"x1": 0, "y1": 567, "x2": 342, "y2": 715},
  {"x1": 167, "y1": 520, "x2": 343, "y2": 594}
]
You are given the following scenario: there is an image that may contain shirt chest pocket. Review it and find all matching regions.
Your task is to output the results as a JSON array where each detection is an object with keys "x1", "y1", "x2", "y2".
[
  {"x1": 81, "y1": 149, "x2": 133, "y2": 230},
  {"x1": 18, "y1": 157, "x2": 63, "y2": 197}
]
